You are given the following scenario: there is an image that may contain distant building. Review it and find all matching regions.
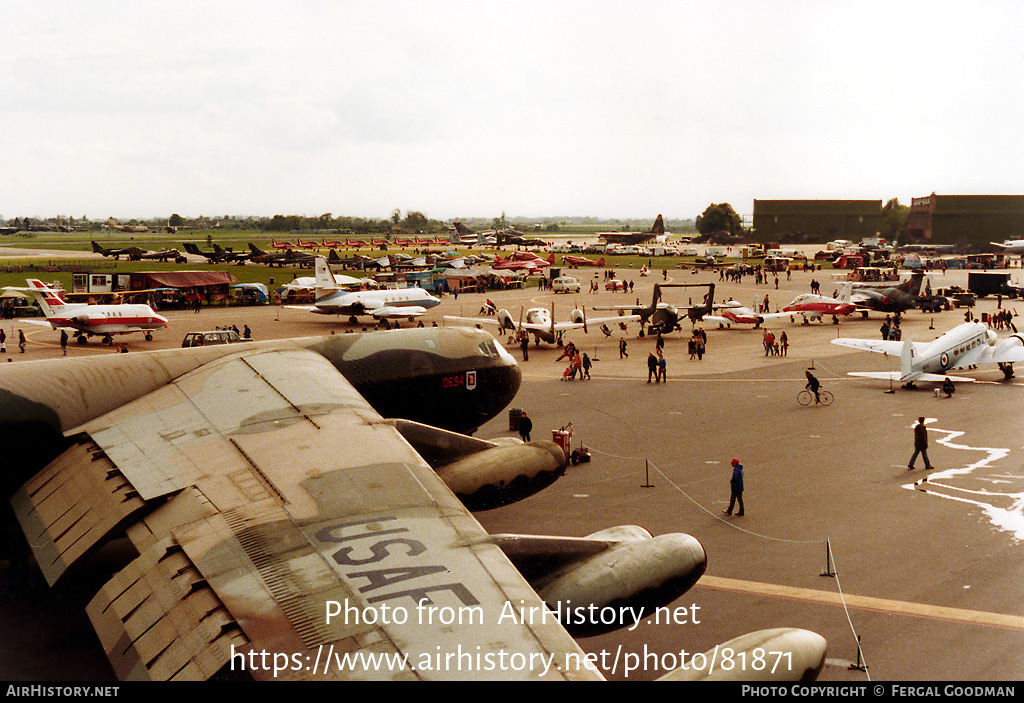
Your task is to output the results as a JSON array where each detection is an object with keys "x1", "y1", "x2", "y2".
[
  {"x1": 752, "y1": 200, "x2": 882, "y2": 243},
  {"x1": 908, "y1": 194, "x2": 1024, "y2": 246}
]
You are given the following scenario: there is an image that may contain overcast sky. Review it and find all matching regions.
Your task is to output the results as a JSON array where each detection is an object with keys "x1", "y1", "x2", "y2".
[{"x1": 2, "y1": 1, "x2": 1022, "y2": 222}]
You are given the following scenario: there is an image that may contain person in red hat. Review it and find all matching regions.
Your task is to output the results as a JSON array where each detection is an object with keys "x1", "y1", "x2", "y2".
[{"x1": 724, "y1": 458, "x2": 744, "y2": 516}]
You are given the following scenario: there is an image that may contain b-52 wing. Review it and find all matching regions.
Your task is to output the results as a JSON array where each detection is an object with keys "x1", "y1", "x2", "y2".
[{"x1": 3, "y1": 329, "x2": 826, "y2": 681}]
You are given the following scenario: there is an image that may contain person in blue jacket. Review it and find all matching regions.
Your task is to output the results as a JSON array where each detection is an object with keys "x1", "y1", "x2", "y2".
[{"x1": 724, "y1": 458, "x2": 745, "y2": 516}]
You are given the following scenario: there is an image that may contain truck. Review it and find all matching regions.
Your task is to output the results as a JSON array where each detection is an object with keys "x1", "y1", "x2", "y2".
[{"x1": 968, "y1": 272, "x2": 1020, "y2": 298}]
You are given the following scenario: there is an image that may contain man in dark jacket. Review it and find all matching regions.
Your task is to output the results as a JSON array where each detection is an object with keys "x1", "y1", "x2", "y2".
[
  {"x1": 724, "y1": 458, "x2": 745, "y2": 516},
  {"x1": 518, "y1": 411, "x2": 533, "y2": 443},
  {"x1": 908, "y1": 417, "x2": 933, "y2": 470}
]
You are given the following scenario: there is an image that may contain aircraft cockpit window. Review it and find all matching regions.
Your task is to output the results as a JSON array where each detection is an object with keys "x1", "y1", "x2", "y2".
[{"x1": 478, "y1": 340, "x2": 499, "y2": 357}]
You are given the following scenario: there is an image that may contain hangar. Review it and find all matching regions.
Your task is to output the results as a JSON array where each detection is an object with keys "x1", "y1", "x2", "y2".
[
  {"x1": 752, "y1": 200, "x2": 882, "y2": 244},
  {"x1": 907, "y1": 193, "x2": 1024, "y2": 246}
]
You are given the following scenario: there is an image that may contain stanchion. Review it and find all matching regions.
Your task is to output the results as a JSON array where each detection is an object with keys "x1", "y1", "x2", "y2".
[
  {"x1": 820, "y1": 537, "x2": 835, "y2": 577},
  {"x1": 642, "y1": 458, "x2": 654, "y2": 488},
  {"x1": 849, "y1": 635, "x2": 867, "y2": 672}
]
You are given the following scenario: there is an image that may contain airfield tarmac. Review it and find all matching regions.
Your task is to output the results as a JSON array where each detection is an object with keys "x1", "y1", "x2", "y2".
[{"x1": 2, "y1": 261, "x2": 1023, "y2": 682}]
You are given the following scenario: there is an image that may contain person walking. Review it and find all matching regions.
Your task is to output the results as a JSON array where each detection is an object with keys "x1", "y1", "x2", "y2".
[
  {"x1": 60, "y1": 330, "x2": 68, "y2": 355},
  {"x1": 581, "y1": 352, "x2": 592, "y2": 380},
  {"x1": 908, "y1": 417, "x2": 934, "y2": 470},
  {"x1": 518, "y1": 411, "x2": 533, "y2": 443},
  {"x1": 18, "y1": 329, "x2": 26, "y2": 354},
  {"x1": 723, "y1": 458, "x2": 745, "y2": 516},
  {"x1": 0, "y1": 328, "x2": 6, "y2": 354},
  {"x1": 647, "y1": 351, "x2": 659, "y2": 383},
  {"x1": 619, "y1": 337, "x2": 628, "y2": 359}
]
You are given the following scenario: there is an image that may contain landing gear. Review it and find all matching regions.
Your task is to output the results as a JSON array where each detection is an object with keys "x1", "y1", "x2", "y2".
[
  {"x1": 145, "y1": 332, "x2": 153, "y2": 341},
  {"x1": 348, "y1": 316, "x2": 359, "y2": 325},
  {"x1": 102, "y1": 335, "x2": 114, "y2": 346},
  {"x1": 999, "y1": 362, "x2": 1015, "y2": 379},
  {"x1": 76, "y1": 335, "x2": 88, "y2": 345}
]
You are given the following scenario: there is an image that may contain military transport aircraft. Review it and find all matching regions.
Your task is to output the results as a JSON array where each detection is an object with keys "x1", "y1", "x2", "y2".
[
  {"x1": 0, "y1": 327, "x2": 828, "y2": 681},
  {"x1": 832, "y1": 320, "x2": 1024, "y2": 385},
  {"x1": 16, "y1": 278, "x2": 169, "y2": 344},
  {"x1": 445, "y1": 303, "x2": 641, "y2": 346},
  {"x1": 287, "y1": 256, "x2": 440, "y2": 323},
  {"x1": 597, "y1": 214, "x2": 667, "y2": 246}
]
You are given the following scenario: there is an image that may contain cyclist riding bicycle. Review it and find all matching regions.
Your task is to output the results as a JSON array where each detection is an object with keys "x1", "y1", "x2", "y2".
[{"x1": 805, "y1": 370, "x2": 822, "y2": 404}]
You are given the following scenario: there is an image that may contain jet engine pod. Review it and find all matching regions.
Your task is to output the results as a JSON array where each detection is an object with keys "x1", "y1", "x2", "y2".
[
  {"x1": 435, "y1": 440, "x2": 567, "y2": 511},
  {"x1": 658, "y1": 628, "x2": 828, "y2": 682},
  {"x1": 538, "y1": 528, "x2": 706, "y2": 636}
]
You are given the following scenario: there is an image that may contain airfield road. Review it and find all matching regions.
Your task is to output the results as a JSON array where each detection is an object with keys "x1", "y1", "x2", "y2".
[{"x1": 2, "y1": 260, "x2": 1024, "y2": 681}]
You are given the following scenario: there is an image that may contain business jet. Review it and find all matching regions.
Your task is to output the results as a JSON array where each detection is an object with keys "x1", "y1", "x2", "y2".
[
  {"x1": 832, "y1": 321, "x2": 1024, "y2": 385},
  {"x1": 19, "y1": 279, "x2": 169, "y2": 345},
  {"x1": 288, "y1": 256, "x2": 440, "y2": 323}
]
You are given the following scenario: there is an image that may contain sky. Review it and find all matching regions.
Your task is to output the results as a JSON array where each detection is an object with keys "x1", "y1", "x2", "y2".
[{"x1": 2, "y1": 1, "x2": 1022, "y2": 222}]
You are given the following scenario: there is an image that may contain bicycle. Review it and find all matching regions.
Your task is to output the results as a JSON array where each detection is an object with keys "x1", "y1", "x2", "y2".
[{"x1": 798, "y1": 389, "x2": 833, "y2": 406}]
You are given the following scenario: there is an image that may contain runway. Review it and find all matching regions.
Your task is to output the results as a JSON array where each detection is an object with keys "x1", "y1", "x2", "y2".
[{"x1": 2, "y1": 261, "x2": 1023, "y2": 681}]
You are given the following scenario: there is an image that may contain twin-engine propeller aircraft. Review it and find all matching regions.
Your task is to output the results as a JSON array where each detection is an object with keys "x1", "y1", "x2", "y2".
[
  {"x1": 832, "y1": 321, "x2": 1024, "y2": 385},
  {"x1": 445, "y1": 303, "x2": 639, "y2": 346},
  {"x1": 0, "y1": 328, "x2": 828, "y2": 680},
  {"x1": 593, "y1": 283, "x2": 716, "y2": 336},
  {"x1": 287, "y1": 256, "x2": 440, "y2": 324},
  {"x1": 15, "y1": 279, "x2": 169, "y2": 345}
]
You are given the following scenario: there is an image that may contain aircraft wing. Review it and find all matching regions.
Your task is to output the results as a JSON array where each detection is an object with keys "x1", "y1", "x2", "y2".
[
  {"x1": 831, "y1": 338, "x2": 918, "y2": 356},
  {"x1": 12, "y1": 346, "x2": 599, "y2": 681},
  {"x1": 371, "y1": 305, "x2": 427, "y2": 319}
]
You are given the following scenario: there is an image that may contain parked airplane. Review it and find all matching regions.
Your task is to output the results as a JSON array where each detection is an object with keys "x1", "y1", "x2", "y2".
[
  {"x1": 493, "y1": 253, "x2": 555, "y2": 272},
  {"x1": 446, "y1": 303, "x2": 640, "y2": 346},
  {"x1": 849, "y1": 270, "x2": 925, "y2": 315},
  {"x1": 288, "y1": 256, "x2": 440, "y2": 322},
  {"x1": 832, "y1": 321, "x2": 1024, "y2": 385},
  {"x1": 451, "y1": 222, "x2": 497, "y2": 246},
  {"x1": 597, "y1": 214, "x2": 666, "y2": 246},
  {"x1": 562, "y1": 255, "x2": 605, "y2": 267},
  {"x1": 0, "y1": 328, "x2": 827, "y2": 681},
  {"x1": 271, "y1": 238, "x2": 297, "y2": 249},
  {"x1": 183, "y1": 242, "x2": 252, "y2": 264},
  {"x1": 92, "y1": 240, "x2": 185, "y2": 262},
  {"x1": 781, "y1": 283, "x2": 856, "y2": 321},
  {"x1": 702, "y1": 301, "x2": 792, "y2": 328},
  {"x1": 593, "y1": 283, "x2": 716, "y2": 336},
  {"x1": 990, "y1": 239, "x2": 1024, "y2": 255},
  {"x1": 19, "y1": 279, "x2": 169, "y2": 344},
  {"x1": 247, "y1": 243, "x2": 318, "y2": 267}
]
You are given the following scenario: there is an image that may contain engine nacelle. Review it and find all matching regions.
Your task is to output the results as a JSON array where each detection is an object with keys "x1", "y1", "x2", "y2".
[
  {"x1": 536, "y1": 526, "x2": 706, "y2": 636},
  {"x1": 658, "y1": 628, "x2": 828, "y2": 682},
  {"x1": 434, "y1": 440, "x2": 567, "y2": 510}
]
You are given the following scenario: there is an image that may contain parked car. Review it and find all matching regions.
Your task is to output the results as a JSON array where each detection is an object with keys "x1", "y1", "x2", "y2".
[
  {"x1": 605, "y1": 279, "x2": 626, "y2": 291},
  {"x1": 181, "y1": 329, "x2": 253, "y2": 347},
  {"x1": 551, "y1": 276, "x2": 582, "y2": 293}
]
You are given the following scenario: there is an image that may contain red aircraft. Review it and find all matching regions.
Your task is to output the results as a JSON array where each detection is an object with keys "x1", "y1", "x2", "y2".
[{"x1": 562, "y1": 255, "x2": 605, "y2": 267}]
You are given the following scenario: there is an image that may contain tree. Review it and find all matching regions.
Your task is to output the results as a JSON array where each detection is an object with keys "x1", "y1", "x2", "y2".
[
  {"x1": 401, "y1": 211, "x2": 430, "y2": 232},
  {"x1": 878, "y1": 198, "x2": 909, "y2": 239},
  {"x1": 697, "y1": 203, "x2": 742, "y2": 235},
  {"x1": 169, "y1": 213, "x2": 184, "y2": 227}
]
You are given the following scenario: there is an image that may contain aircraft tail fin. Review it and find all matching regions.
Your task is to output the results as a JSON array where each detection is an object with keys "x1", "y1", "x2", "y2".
[
  {"x1": 25, "y1": 279, "x2": 69, "y2": 317},
  {"x1": 837, "y1": 282, "x2": 852, "y2": 303},
  {"x1": 907, "y1": 271, "x2": 925, "y2": 296},
  {"x1": 91, "y1": 241, "x2": 106, "y2": 255},
  {"x1": 596, "y1": 257, "x2": 605, "y2": 267},
  {"x1": 900, "y1": 335, "x2": 915, "y2": 380},
  {"x1": 651, "y1": 214, "x2": 665, "y2": 235},
  {"x1": 315, "y1": 256, "x2": 339, "y2": 295}
]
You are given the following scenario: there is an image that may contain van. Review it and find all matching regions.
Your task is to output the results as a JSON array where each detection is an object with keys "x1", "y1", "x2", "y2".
[{"x1": 551, "y1": 276, "x2": 581, "y2": 294}]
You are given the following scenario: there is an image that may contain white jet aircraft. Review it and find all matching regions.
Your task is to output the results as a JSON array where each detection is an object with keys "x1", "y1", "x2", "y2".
[
  {"x1": 288, "y1": 256, "x2": 440, "y2": 323},
  {"x1": 17, "y1": 279, "x2": 168, "y2": 345},
  {"x1": 832, "y1": 321, "x2": 1024, "y2": 385}
]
